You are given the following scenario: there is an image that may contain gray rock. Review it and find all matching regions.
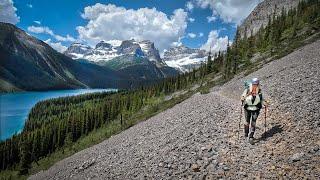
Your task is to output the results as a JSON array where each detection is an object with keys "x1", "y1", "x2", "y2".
[{"x1": 289, "y1": 153, "x2": 305, "y2": 162}]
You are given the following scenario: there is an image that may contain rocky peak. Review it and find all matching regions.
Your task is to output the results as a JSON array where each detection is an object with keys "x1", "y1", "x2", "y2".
[
  {"x1": 138, "y1": 40, "x2": 163, "y2": 65},
  {"x1": 238, "y1": 0, "x2": 301, "y2": 38},
  {"x1": 95, "y1": 41, "x2": 112, "y2": 50},
  {"x1": 64, "y1": 43, "x2": 92, "y2": 58},
  {"x1": 118, "y1": 40, "x2": 144, "y2": 57}
]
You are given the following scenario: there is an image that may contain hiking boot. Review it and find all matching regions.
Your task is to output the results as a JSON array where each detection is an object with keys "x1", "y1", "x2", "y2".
[
  {"x1": 244, "y1": 125, "x2": 249, "y2": 138},
  {"x1": 249, "y1": 131, "x2": 254, "y2": 139},
  {"x1": 249, "y1": 137, "x2": 254, "y2": 145}
]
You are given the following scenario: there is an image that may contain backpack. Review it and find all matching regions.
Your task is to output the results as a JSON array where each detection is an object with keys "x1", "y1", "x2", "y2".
[
  {"x1": 244, "y1": 80, "x2": 250, "y2": 90},
  {"x1": 243, "y1": 80, "x2": 263, "y2": 110}
]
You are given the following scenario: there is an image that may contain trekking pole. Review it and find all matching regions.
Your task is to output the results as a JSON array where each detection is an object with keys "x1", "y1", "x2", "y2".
[
  {"x1": 238, "y1": 101, "x2": 243, "y2": 141},
  {"x1": 264, "y1": 105, "x2": 267, "y2": 139}
]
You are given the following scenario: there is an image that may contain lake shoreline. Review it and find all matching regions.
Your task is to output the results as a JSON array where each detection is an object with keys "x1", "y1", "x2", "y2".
[{"x1": 0, "y1": 89, "x2": 117, "y2": 141}]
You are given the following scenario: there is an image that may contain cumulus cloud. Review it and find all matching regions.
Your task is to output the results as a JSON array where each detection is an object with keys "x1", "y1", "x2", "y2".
[
  {"x1": 44, "y1": 39, "x2": 67, "y2": 53},
  {"x1": 187, "y1": 33, "x2": 196, "y2": 38},
  {"x1": 195, "y1": 0, "x2": 262, "y2": 24},
  {"x1": 28, "y1": 26, "x2": 53, "y2": 35},
  {"x1": 186, "y1": 1, "x2": 194, "y2": 11},
  {"x1": 0, "y1": 0, "x2": 20, "y2": 24},
  {"x1": 28, "y1": 25, "x2": 76, "y2": 42},
  {"x1": 199, "y1": 32, "x2": 204, "y2": 37},
  {"x1": 27, "y1": 4, "x2": 33, "y2": 8},
  {"x1": 207, "y1": 16, "x2": 216, "y2": 23},
  {"x1": 77, "y1": 3, "x2": 188, "y2": 53},
  {"x1": 201, "y1": 30, "x2": 229, "y2": 53},
  {"x1": 188, "y1": 17, "x2": 195, "y2": 22}
]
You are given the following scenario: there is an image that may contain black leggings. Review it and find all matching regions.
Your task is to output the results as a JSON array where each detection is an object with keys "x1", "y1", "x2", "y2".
[{"x1": 244, "y1": 109, "x2": 260, "y2": 137}]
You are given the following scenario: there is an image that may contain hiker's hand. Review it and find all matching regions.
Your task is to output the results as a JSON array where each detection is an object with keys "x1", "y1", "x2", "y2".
[
  {"x1": 240, "y1": 96, "x2": 245, "y2": 101},
  {"x1": 263, "y1": 100, "x2": 270, "y2": 107}
]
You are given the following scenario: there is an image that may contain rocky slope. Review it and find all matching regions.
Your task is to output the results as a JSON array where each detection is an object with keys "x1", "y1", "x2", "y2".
[
  {"x1": 29, "y1": 35, "x2": 320, "y2": 180},
  {"x1": 238, "y1": 0, "x2": 301, "y2": 37},
  {"x1": 164, "y1": 45, "x2": 207, "y2": 72}
]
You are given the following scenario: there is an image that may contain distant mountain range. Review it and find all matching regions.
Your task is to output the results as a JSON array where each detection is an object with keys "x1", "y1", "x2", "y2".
[
  {"x1": 65, "y1": 40, "x2": 166, "y2": 66},
  {"x1": 0, "y1": 23, "x2": 178, "y2": 92},
  {"x1": 0, "y1": 22, "x2": 208, "y2": 92},
  {"x1": 64, "y1": 40, "x2": 207, "y2": 73},
  {"x1": 64, "y1": 39, "x2": 179, "y2": 80}
]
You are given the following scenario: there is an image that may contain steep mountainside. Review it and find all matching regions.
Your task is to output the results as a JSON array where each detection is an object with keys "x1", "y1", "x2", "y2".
[
  {"x1": 30, "y1": 38, "x2": 320, "y2": 180},
  {"x1": 0, "y1": 23, "x2": 130, "y2": 92},
  {"x1": 163, "y1": 45, "x2": 207, "y2": 72},
  {"x1": 239, "y1": 0, "x2": 300, "y2": 37}
]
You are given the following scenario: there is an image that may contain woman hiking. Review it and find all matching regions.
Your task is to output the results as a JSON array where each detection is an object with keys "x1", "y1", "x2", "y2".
[{"x1": 241, "y1": 78, "x2": 268, "y2": 144}]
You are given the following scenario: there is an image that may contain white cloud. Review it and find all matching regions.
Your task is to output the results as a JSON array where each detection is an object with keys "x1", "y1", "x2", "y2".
[
  {"x1": 195, "y1": 0, "x2": 262, "y2": 24},
  {"x1": 187, "y1": 33, "x2": 196, "y2": 38},
  {"x1": 28, "y1": 26, "x2": 54, "y2": 35},
  {"x1": 201, "y1": 30, "x2": 228, "y2": 53},
  {"x1": 44, "y1": 39, "x2": 67, "y2": 53},
  {"x1": 186, "y1": 1, "x2": 194, "y2": 11},
  {"x1": 199, "y1": 32, "x2": 204, "y2": 37},
  {"x1": 27, "y1": 4, "x2": 33, "y2": 8},
  {"x1": 54, "y1": 34, "x2": 76, "y2": 42},
  {"x1": 77, "y1": 3, "x2": 188, "y2": 53},
  {"x1": 0, "y1": 0, "x2": 20, "y2": 24},
  {"x1": 188, "y1": 17, "x2": 195, "y2": 22},
  {"x1": 33, "y1": 20, "x2": 41, "y2": 25},
  {"x1": 28, "y1": 25, "x2": 76, "y2": 42},
  {"x1": 171, "y1": 41, "x2": 182, "y2": 47},
  {"x1": 207, "y1": 16, "x2": 216, "y2": 23}
]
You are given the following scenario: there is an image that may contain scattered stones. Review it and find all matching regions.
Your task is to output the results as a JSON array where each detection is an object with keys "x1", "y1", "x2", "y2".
[
  {"x1": 289, "y1": 153, "x2": 305, "y2": 162},
  {"x1": 191, "y1": 164, "x2": 200, "y2": 172}
]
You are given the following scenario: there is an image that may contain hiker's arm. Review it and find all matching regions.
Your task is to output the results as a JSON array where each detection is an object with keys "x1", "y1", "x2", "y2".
[
  {"x1": 259, "y1": 90, "x2": 269, "y2": 106},
  {"x1": 241, "y1": 89, "x2": 247, "y2": 101}
]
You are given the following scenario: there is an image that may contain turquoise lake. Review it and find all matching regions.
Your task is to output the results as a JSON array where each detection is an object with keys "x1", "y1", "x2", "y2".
[{"x1": 0, "y1": 89, "x2": 115, "y2": 141}]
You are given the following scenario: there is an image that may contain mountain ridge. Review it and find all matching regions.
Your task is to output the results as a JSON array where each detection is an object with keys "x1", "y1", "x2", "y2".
[
  {"x1": 0, "y1": 22, "x2": 132, "y2": 92},
  {"x1": 65, "y1": 40, "x2": 207, "y2": 73}
]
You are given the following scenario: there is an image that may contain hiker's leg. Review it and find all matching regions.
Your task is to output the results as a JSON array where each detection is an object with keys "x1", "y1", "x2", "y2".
[
  {"x1": 244, "y1": 109, "x2": 250, "y2": 137},
  {"x1": 249, "y1": 110, "x2": 260, "y2": 138}
]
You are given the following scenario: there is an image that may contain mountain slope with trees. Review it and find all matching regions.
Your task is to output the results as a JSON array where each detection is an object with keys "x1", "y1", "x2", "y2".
[
  {"x1": 0, "y1": 0, "x2": 319, "y2": 179},
  {"x1": 29, "y1": 33, "x2": 320, "y2": 180}
]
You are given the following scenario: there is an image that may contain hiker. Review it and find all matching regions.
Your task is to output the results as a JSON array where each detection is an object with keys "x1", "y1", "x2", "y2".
[{"x1": 240, "y1": 78, "x2": 267, "y2": 144}]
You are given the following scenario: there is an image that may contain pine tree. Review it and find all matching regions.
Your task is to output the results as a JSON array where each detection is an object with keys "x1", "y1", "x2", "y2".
[{"x1": 19, "y1": 136, "x2": 32, "y2": 175}]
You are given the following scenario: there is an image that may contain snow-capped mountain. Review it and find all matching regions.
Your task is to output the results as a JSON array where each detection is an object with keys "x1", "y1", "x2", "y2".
[
  {"x1": 163, "y1": 45, "x2": 207, "y2": 72},
  {"x1": 64, "y1": 40, "x2": 206, "y2": 74},
  {"x1": 64, "y1": 43, "x2": 92, "y2": 59},
  {"x1": 138, "y1": 40, "x2": 165, "y2": 66},
  {"x1": 64, "y1": 39, "x2": 165, "y2": 66},
  {"x1": 64, "y1": 39, "x2": 179, "y2": 79}
]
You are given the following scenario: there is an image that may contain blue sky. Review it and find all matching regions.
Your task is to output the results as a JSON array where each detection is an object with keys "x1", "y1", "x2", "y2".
[{"x1": 1, "y1": 0, "x2": 261, "y2": 54}]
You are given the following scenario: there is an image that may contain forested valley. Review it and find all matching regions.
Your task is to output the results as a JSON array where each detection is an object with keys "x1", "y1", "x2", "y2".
[{"x1": 1, "y1": 0, "x2": 319, "y2": 178}]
